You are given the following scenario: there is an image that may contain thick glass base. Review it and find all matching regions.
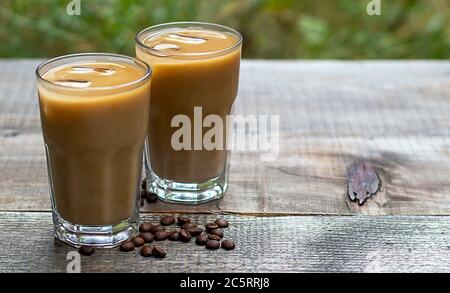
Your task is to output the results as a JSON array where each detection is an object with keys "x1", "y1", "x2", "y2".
[
  {"x1": 52, "y1": 212, "x2": 138, "y2": 248},
  {"x1": 145, "y1": 171, "x2": 227, "y2": 204}
]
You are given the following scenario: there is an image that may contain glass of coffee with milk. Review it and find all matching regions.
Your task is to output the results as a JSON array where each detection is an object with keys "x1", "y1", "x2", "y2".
[{"x1": 136, "y1": 22, "x2": 242, "y2": 204}]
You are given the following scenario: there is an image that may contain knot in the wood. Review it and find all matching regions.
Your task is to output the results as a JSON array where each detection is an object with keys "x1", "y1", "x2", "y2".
[{"x1": 347, "y1": 162, "x2": 381, "y2": 205}]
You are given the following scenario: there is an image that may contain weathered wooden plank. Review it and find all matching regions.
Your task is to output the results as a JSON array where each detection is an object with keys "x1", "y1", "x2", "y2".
[
  {"x1": 0, "y1": 60, "x2": 449, "y2": 215},
  {"x1": 0, "y1": 212, "x2": 448, "y2": 273}
]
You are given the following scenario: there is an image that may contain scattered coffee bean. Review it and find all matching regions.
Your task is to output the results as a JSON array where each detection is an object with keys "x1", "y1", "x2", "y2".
[
  {"x1": 209, "y1": 228, "x2": 224, "y2": 238},
  {"x1": 181, "y1": 223, "x2": 197, "y2": 230},
  {"x1": 179, "y1": 229, "x2": 192, "y2": 242},
  {"x1": 140, "y1": 245, "x2": 153, "y2": 257},
  {"x1": 132, "y1": 236, "x2": 145, "y2": 247},
  {"x1": 139, "y1": 232, "x2": 154, "y2": 243},
  {"x1": 205, "y1": 240, "x2": 220, "y2": 250},
  {"x1": 177, "y1": 216, "x2": 191, "y2": 226},
  {"x1": 141, "y1": 180, "x2": 147, "y2": 190},
  {"x1": 154, "y1": 231, "x2": 169, "y2": 241},
  {"x1": 160, "y1": 216, "x2": 176, "y2": 226},
  {"x1": 139, "y1": 222, "x2": 153, "y2": 232},
  {"x1": 146, "y1": 192, "x2": 158, "y2": 203},
  {"x1": 205, "y1": 222, "x2": 219, "y2": 231},
  {"x1": 207, "y1": 234, "x2": 221, "y2": 241},
  {"x1": 152, "y1": 246, "x2": 166, "y2": 258},
  {"x1": 79, "y1": 245, "x2": 94, "y2": 256},
  {"x1": 150, "y1": 224, "x2": 165, "y2": 234},
  {"x1": 221, "y1": 239, "x2": 235, "y2": 250},
  {"x1": 169, "y1": 231, "x2": 180, "y2": 241},
  {"x1": 196, "y1": 234, "x2": 208, "y2": 246},
  {"x1": 188, "y1": 227, "x2": 203, "y2": 236},
  {"x1": 119, "y1": 240, "x2": 135, "y2": 252},
  {"x1": 215, "y1": 219, "x2": 229, "y2": 228}
]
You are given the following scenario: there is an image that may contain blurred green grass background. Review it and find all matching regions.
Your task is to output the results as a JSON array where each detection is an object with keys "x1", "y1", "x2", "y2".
[{"x1": 0, "y1": 0, "x2": 449, "y2": 59}]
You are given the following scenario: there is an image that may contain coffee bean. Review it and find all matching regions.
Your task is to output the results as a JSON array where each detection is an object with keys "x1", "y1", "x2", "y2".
[
  {"x1": 139, "y1": 222, "x2": 153, "y2": 232},
  {"x1": 169, "y1": 231, "x2": 179, "y2": 241},
  {"x1": 152, "y1": 246, "x2": 166, "y2": 258},
  {"x1": 181, "y1": 223, "x2": 197, "y2": 230},
  {"x1": 139, "y1": 232, "x2": 154, "y2": 243},
  {"x1": 150, "y1": 224, "x2": 165, "y2": 234},
  {"x1": 179, "y1": 229, "x2": 191, "y2": 242},
  {"x1": 154, "y1": 231, "x2": 169, "y2": 241},
  {"x1": 79, "y1": 246, "x2": 94, "y2": 256},
  {"x1": 140, "y1": 245, "x2": 153, "y2": 257},
  {"x1": 141, "y1": 180, "x2": 147, "y2": 190},
  {"x1": 160, "y1": 216, "x2": 175, "y2": 226},
  {"x1": 196, "y1": 234, "x2": 208, "y2": 246},
  {"x1": 205, "y1": 240, "x2": 220, "y2": 250},
  {"x1": 221, "y1": 239, "x2": 235, "y2": 250},
  {"x1": 215, "y1": 219, "x2": 229, "y2": 228},
  {"x1": 207, "y1": 234, "x2": 221, "y2": 241},
  {"x1": 209, "y1": 228, "x2": 224, "y2": 238},
  {"x1": 132, "y1": 236, "x2": 145, "y2": 247},
  {"x1": 177, "y1": 216, "x2": 191, "y2": 226},
  {"x1": 188, "y1": 227, "x2": 203, "y2": 236},
  {"x1": 205, "y1": 222, "x2": 219, "y2": 231},
  {"x1": 140, "y1": 189, "x2": 148, "y2": 200},
  {"x1": 119, "y1": 240, "x2": 135, "y2": 252},
  {"x1": 146, "y1": 192, "x2": 158, "y2": 203}
]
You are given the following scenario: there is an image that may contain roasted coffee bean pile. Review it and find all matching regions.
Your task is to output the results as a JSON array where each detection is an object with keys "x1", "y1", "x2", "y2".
[
  {"x1": 78, "y1": 216, "x2": 235, "y2": 258},
  {"x1": 118, "y1": 216, "x2": 235, "y2": 258},
  {"x1": 78, "y1": 182, "x2": 235, "y2": 258}
]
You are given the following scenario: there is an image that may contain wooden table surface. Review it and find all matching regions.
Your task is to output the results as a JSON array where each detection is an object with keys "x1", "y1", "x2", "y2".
[{"x1": 0, "y1": 60, "x2": 449, "y2": 272}]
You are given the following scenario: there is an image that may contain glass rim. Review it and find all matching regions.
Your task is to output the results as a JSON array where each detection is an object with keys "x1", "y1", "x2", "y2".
[
  {"x1": 36, "y1": 52, "x2": 152, "y2": 92},
  {"x1": 135, "y1": 21, "x2": 243, "y2": 57}
]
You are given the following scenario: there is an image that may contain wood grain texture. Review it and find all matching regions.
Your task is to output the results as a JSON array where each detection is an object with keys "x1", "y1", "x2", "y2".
[
  {"x1": 0, "y1": 212, "x2": 448, "y2": 273},
  {"x1": 0, "y1": 60, "x2": 449, "y2": 215}
]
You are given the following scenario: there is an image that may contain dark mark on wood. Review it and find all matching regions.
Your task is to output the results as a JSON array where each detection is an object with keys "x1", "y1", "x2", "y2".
[
  {"x1": 347, "y1": 162, "x2": 381, "y2": 205},
  {"x1": 2, "y1": 130, "x2": 19, "y2": 138}
]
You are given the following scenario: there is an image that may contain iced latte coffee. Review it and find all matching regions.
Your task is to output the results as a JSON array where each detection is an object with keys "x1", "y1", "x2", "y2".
[
  {"x1": 36, "y1": 53, "x2": 151, "y2": 247},
  {"x1": 135, "y1": 22, "x2": 242, "y2": 204}
]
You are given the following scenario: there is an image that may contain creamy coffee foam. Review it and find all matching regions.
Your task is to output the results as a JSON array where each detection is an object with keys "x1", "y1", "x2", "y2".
[
  {"x1": 43, "y1": 62, "x2": 146, "y2": 88},
  {"x1": 143, "y1": 29, "x2": 238, "y2": 56}
]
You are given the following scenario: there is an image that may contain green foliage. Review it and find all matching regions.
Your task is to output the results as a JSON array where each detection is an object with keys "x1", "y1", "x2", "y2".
[{"x1": 0, "y1": 0, "x2": 448, "y2": 59}]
